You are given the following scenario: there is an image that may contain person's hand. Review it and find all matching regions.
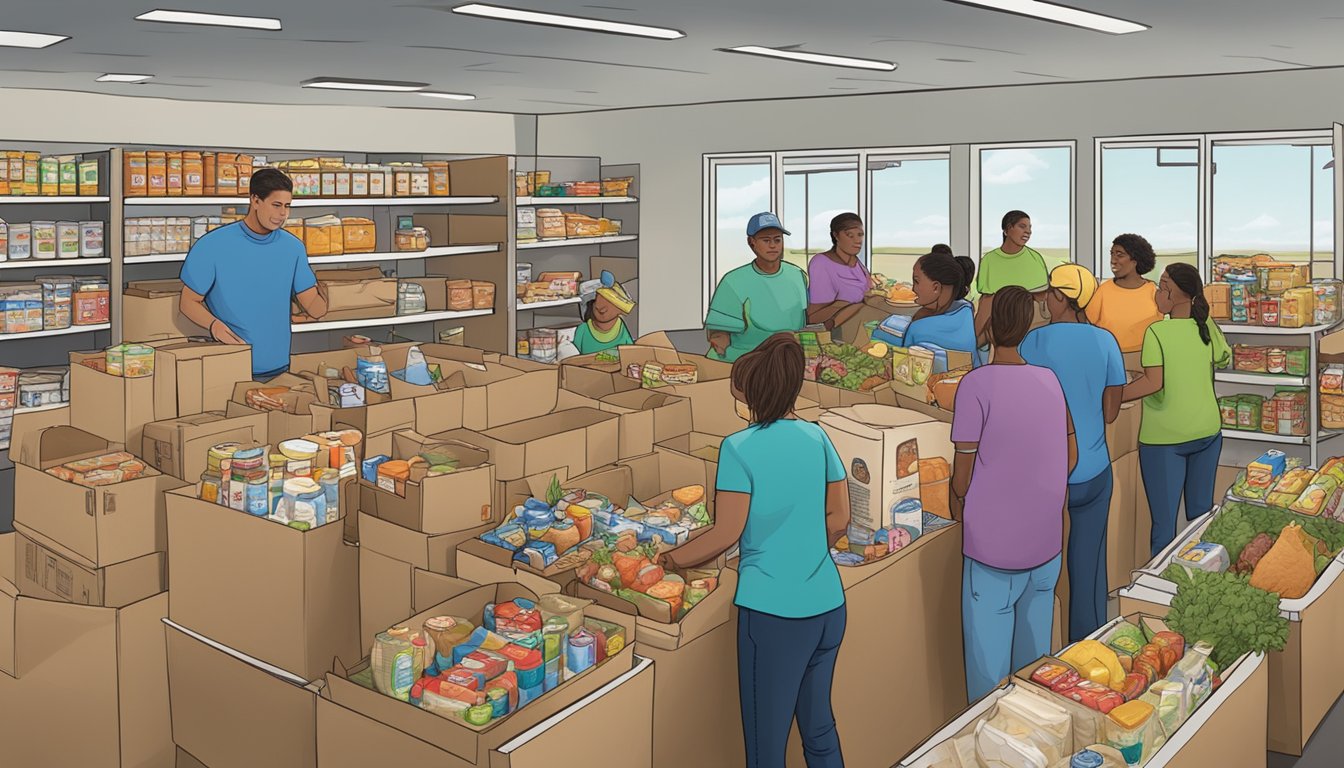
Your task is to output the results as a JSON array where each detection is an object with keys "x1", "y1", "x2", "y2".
[
  {"x1": 708, "y1": 331, "x2": 730, "y2": 356},
  {"x1": 210, "y1": 319, "x2": 246, "y2": 345},
  {"x1": 870, "y1": 273, "x2": 883, "y2": 290}
]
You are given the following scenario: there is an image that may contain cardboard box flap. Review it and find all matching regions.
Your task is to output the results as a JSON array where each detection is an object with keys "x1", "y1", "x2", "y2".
[
  {"x1": 32, "y1": 425, "x2": 115, "y2": 470},
  {"x1": 391, "y1": 431, "x2": 490, "y2": 469},
  {"x1": 124, "y1": 279, "x2": 185, "y2": 298},
  {"x1": 600, "y1": 390, "x2": 679, "y2": 412},
  {"x1": 820, "y1": 404, "x2": 938, "y2": 438},
  {"x1": 549, "y1": 463, "x2": 636, "y2": 510},
  {"x1": 315, "y1": 266, "x2": 386, "y2": 283},
  {"x1": 634, "y1": 331, "x2": 677, "y2": 350},
  {"x1": 410, "y1": 569, "x2": 486, "y2": 612},
  {"x1": 482, "y1": 407, "x2": 613, "y2": 444}
]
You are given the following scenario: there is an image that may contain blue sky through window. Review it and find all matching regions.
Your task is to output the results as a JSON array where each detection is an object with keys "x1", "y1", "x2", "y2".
[{"x1": 979, "y1": 147, "x2": 1071, "y2": 256}]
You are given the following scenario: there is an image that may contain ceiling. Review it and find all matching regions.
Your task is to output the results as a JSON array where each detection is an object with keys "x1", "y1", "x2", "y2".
[{"x1": 2, "y1": 1, "x2": 1343, "y2": 115}]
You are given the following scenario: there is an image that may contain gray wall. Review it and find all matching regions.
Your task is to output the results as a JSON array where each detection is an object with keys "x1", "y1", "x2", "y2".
[{"x1": 536, "y1": 66, "x2": 1344, "y2": 334}]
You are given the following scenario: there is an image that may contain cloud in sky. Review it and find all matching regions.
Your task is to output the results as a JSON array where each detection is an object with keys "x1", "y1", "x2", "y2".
[
  {"x1": 1235, "y1": 213, "x2": 1281, "y2": 232},
  {"x1": 982, "y1": 150, "x2": 1049, "y2": 186}
]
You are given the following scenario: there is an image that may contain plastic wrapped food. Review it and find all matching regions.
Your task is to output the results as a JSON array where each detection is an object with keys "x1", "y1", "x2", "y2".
[
  {"x1": 1173, "y1": 541, "x2": 1229, "y2": 573},
  {"x1": 1290, "y1": 475, "x2": 1338, "y2": 516},
  {"x1": 1031, "y1": 660, "x2": 1083, "y2": 693}
]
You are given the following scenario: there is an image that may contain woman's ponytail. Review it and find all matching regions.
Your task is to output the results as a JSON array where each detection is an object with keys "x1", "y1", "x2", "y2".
[
  {"x1": 954, "y1": 256, "x2": 976, "y2": 302},
  {"x1": 1166, "y1": 263, "x2": 1212, "y2": 346},
  {"x1": 916, "y1": 248, "x2": 975, "y2": 303},
  {"x1": 1191, "y1": 295, "x2": 1212, "y2": 345}
]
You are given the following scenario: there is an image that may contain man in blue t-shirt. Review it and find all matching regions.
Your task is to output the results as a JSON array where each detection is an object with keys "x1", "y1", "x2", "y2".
[{"x1": 179, "y1": 168, "x2": 328, "y2": 380}]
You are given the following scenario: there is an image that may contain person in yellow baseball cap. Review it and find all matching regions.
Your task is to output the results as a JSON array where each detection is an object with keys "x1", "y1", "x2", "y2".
[
  {"x1": 1018, "y1": 262, "x2": 1127, "y2": 642},
  {"x1": 570, "y1": 270, "x2": 636, "y2": 356}
]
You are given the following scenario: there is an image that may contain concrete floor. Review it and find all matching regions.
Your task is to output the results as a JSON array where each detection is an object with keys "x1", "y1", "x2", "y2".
[{"x1": 1269, "y1": 696, "x2": 1344, "y2": 767}]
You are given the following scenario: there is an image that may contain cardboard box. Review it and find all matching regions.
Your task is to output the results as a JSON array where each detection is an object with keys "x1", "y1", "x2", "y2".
[
  {"x1": 1105, "y1": 400, "x2": 1142, "y2": 458},
  {"x1": 594, "y1": 389, "x2": 693, "y2": 460},
  {"x1": 153, "y1": 341, "x2": 253, "y2": 418},
  {"x1": 412, "y1": 213, "x2": 506, "y2": 247},
  {"x1": 570, "y1": 559, "x2": 733, "y2": 653},
  {"x1": 176, "y1": 747, "x2": 209, "y2": 768},
  {"x1": 140, "y1": 410, "x2": 268, "y2": 481},
  {"x1": 289, "y1": 341, "x2": 415, "y2": 406},
  {"x1": 887, "y1": 391, "x2": 954, "y2": 424},
  {"x1": 358, "y1": 430, "x2": 495, "y2": 533},
  {"x1": 311, "y1": 397, "x2": 417, "y2": 460},
  {"x1": 443, "y1": 407, "x2": 619, "y2": 482},
  {"x1": 14, "y1": 526, "x2": 164, "y2": 608},
  {"x1": 122, "y1": 281, "x2": 210, "y2": 344},
  {"x1": 165, "y1": 487, "x2": 359, "y2": 681},
  {"x1": 637, "y1": 614, "x2": 744, "y2": 768},
  {"x1": 312, "y1": 267, "x2": 398, "y2": 320},
  {"x1": 70, "y1": 349, "x2": 163, "y2": 447},
  {"x1": 14, "y1": 426, "x2": 188, "y2": 568},
  {"x1": 165, "y1": 621, "x2": 320, "y2": 768},
  {"x1": 228, "y1": 375, "x2": 318, "y2": 441},
  {"x1": 321, "y1": 577, "x2": 644, "y2": 768},
  {"x1": 0, "y1": 591, "x2": 172, "y2": 768},
  {"x1": 383, "y1": 344, "x2": 559, "y2": 432},
  {"x1": 7, "y1": 399, "x2": 69, "y2": 465},
  {"x1": 357, "y1": 518, "x2": 493, "y2": 654},
  {"x1": 819, "y1": 405, "x2": 953, "y2": 534},
  {"x1": 787, "y1": 522, "x2": 965, "y2": 767},
  {"x1": 654, "y1": 431, "x2": 724, "y2": 481},
  {"x1": 559, "y1": 354, "x2": 640, "y2": 400}
]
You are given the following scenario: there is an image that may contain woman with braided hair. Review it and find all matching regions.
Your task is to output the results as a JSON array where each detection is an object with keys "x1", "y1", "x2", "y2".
[{"x1": 1122, "y1": 263, "x2": 1231, "y2": 557}]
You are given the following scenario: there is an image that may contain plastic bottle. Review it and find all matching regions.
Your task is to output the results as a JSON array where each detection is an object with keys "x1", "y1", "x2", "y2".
[
  {"x1": 317, "y1": 468, "x2": 340, "y2": 524},
  {"x1": 371, "y1": 629, "x2": 416, "y2": 700},
  {"x1": 400, "y1": 345, "x2": 433, "y2": 385},
  {"x1": 1165, "y1": 641, "x2": 1215, "y2": 717}
]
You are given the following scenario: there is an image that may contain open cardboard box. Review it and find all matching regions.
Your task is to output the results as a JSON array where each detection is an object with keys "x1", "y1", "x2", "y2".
[
  {"x1": 321, "y1": 576, "x2": 644, "y2": 768},
  {"x1": 13, "y1": 425, "x2": 188, "y2": 568},
  {"x1": 302, "y1": 266, "x2": 397, "y2": 322},
  {"x1": 438, "y1": 407, "x2": 619, "y2": 483},
  {"x1": 165, "y1": 486, "x2": 359, "y2": 682},
  {"x1": 70, "y1": 348, "x2": 167, "y2": 448},
  {"x1": 313, "y1": 390, "x2": 467, "y2": 460},
  {"x1": 227, "y1": 374, "x2": 318, "y2": 441},
  {"x1": 164, "y1": 619, "x2": 324, "y2": 768},
  {"x1": 654, "y1": 431, "x2": 724, "y2": 480},
  {"x1": 13, "y1": 524, "x2": 164, "y2": 608},
  {"x1": 358, "y1": 430, "x2": 495, "y2": 534},
  {"x1": 122, "y1": 279, "x2": 209, "y2": 343},
  {"x1": 557, "y1": 388, "x2": 694, "y2": 460},
  {"x1": 382, "y1": 344, "x2": 559, "y2": 432},
  {"x1": 152, "y1": 341, "x2": 253, "y2": 419},
  {"x1": 7, "y1": 399, "x2": 70, "y2": 465},
  {"x1": 290, "y1": 342, "x2": 416, "y2": 409},
  {"x1": 140, "y1": 409, "x2": 268, "y2": 481}
]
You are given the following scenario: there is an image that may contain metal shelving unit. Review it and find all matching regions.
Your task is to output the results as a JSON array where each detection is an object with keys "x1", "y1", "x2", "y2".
[
  {"x1": 292, "y1": 309, "x2": 492, "y2": 333},
  {"x1": 124, "y1": 195, "x2": 498, "y2": 207}
]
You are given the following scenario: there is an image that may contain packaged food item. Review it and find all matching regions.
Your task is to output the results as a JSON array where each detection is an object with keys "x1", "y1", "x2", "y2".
[
  {"x1": 1323, "y1": 393, "x2": 1344, "y2": 430},
  {"x1": 1105, "y1": 699, "x2": 1155, "y2": 766},
  {"x1": 1030, "y1": 660, "x2": 1083, "y2": 692},
  {"x1": 1290, "y1": 474, "x2": 1337, "y2": 516},
  {"x1": 1233, "y1": 345, "x2": 1267, "y2": 372},
  {"x1": 7, "y1": 223, "x2": 30, "y2": 261},
  {"x1": 536, "y1": 208, "x2": 566, "y2": 240},
  {"x1": 1260, "y1": 394, "x2": 1279, "y2": 433},
  {"x1": 1313, "y1": 279, "x2": 1342, "y2": 325},
  {"x1": 31, "y1": 221, "x2": 56, "y2": 259},
  {"x1": 1061, "y1": 680, "x2": 1126, "y2": 714},
  {"x1": 1173, "y1": 541, "x2": 1229, "y2": 573},
  {"x1": 37, "y1": 275, "x2": 74, "y2": 330},
  {"x1": 341, "y1": 217, "x2": 376, "y2": 254},
  {"x1": 394, "y1": 226, "x2": 428, "y2": 252},
  {"x1": 1286, "y1": 347, "x2": 1309, "y2": 377},
  {"x1": 1249, "y1": 524, "x2": 1318, "y2": 599},
  {"x1": 1266, "y1": 347, "x2": 1287, "y2": 374},
  {"x1": 447, "y1": 279, "x2": 473, "y2": 311},
  {"x1": 1260, "y1": 297, "x2": 1281, "y2": 326},
  {"x1": 1218, "y1": 396, "x2": 1239, "y2": 429},
  {"x1": 78, "y1": 159, "x2": 99, "y2": 196},
  {"x1": 1236, "y1": 394, "x2": 1263, "y2": 431},
  {"x1": 73, "y1": 277, "x2": 109, "y2": 325},
  {"x1": 1279, "y1": 287, "x2": 1315, "y2": 328},
  {"x1": 1323, "y1": 366, "x2": 1344, "y2": 395},
  {"x1": 80, "y1": 221, "x2": 104, "y2": 259},
  {"x1": 909, "y1": 345, "x2": 935, "y2": 385}
]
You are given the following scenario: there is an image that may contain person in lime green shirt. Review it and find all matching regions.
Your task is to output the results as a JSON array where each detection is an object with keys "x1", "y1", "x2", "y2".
[
  {"x1": 569, "y1": 270, "x2": 635, "y2": 356},
  {"x1": 974, "y1": 210, "x2": 1050, "y2": 342},
  {"x1": 706, "y1": 212, "x2": 809, "y2": 362},
  {"x1": 1122, "y1": 263, "x2": 1231, "y2": 558}
]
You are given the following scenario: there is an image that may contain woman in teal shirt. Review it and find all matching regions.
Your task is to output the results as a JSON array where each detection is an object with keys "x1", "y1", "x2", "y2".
[
  {"x1": 665, "y1": 332, "x2": 850, "y2": 768},
  {"x1": 904, "y1": 244, "x2": 985, "y2": 366}
]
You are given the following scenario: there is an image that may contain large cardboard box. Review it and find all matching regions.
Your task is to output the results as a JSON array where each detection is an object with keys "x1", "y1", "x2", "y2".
[
  {"x1": 819, "y1": 405, "x2": 953, "y2": 534},
  {"x1": 1105, "y1": 400, "x2": 1142, "y2": 457},
  {"x1": 14, "y1": 525, "x2": 164, "y2": 607},
  {"x1": 445, "y1": 407, "x2": 619, "y2": 482},
  {"x1": 637, "y1": 613, "x2": 744, "y2": 768},
  {"x1": 311, "y1": 397, "x2": 418, "y2": 459},
  {"x1": 358, "y1": 430, "x2": 496, "y2": 533},
  {"x1": 310, "y1": 267, "x2": 397, "y2": 321},
  {"x1": 321, "y1": 577, "x2": 646, "y2": 768},
  {"x1": 787, "y1": 521, "x2": 966, "y2": 767},
  {"x1": 165, "y1": 487, "x2": 359, "y2": 682},
  {"x1": 412, "y1": 213, "x2": 507, "y2": 247},
  {"x1": 594, "y1": 389, "x2": 693, "y2": 460},
  {"x1": 7, "y1": 400, "x2": 69, "y2": 464},
  {"x1": 153, "y1": 341, "x2": 253, "y2": 418},
  {"x1": 14, "y1": 426, "x2": 188, "y2": 568},
  {"x1": 569, "y1": 557, "x2": 734, "y2": 653},
  {"x1": 176, "y1": 747, "x2": 209, "y2": 768},
  {"x1": 165, "y1": 620, "x2": 320, "y2": 768},
  {"x1": 228, "y1": 374, "x2": 318, "y2": 440},
  {"x1": 122, "y1": 280, "x2": 209, "y2": 343},
  {"x1": 654, "y1": 431, "x2": 724, "y2": 481},
  {"x1": 140, "y1": 409, "x2": 269, "y2": 481},
  {"x1": 0, "y1": 591, "x2": 172, "y2": 768},
  {"x1": 383, "y1": 344, "x2": 559, "y2": 431},
  {"x1": 70, "y1": 349, "x2": 163, "y2": 447}
]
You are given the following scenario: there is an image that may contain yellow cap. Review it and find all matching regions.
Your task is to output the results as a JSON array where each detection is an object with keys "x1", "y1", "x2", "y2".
[
  {"x1": 1050, "y1": 263, "x2": 1099, "y2": 308},
  {"x1": 596, "y1": 282, "x2": 636, "y2": 314}
]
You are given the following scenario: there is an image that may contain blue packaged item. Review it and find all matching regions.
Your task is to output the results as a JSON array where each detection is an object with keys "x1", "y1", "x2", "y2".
[
  {"x1": 566, "y1": 628, "x2": 597, "y2": 676},
  {"x1": 1070, "y1": 751, "x2": 1104, "y2": 768},
  {"x1": 518, "y1": 684, "x2": 544, "y2": 708},
  {"x1": 361, "y1": 455, "x2": 390, "y2": 483},
  {"x1": 869, "y1": 314, "x2": 912, "y2": 346},
  {"x1": 514, "y1": 542, "x2": 557, "y2": 569},
  {"x1": 482, "y1": 603, "x2": 497, "y2": 632},
  {"x1": 355, "y1": 355, "x2": 389, "y2": 394},
  {"x1": 488, "y1": 688, "x2": 509, "y2": 718},
  {"x1": 394, "y1": 346, "x2": 434, "y2": 386},
  {"x1": 640, "y1": 524, "x2": 677, "y2": 546},
  {"x1": 831, "y1": 549, "x2": 865, "y2": 566},
  {"x1": 544, "y1": 661, "x2": 560, "y2": 691},
  {"x1": 515, "y1": 661, "x2": 545, "y2": 690}
]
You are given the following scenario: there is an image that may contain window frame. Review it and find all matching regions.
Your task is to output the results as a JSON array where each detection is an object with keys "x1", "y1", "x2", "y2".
[
  {"x1": 971, "y1": 140, "x2": 1077, "y2": 270},
  {"x1": 1094, "y1": 135, "x2": 1203, "y2": 278},
  {"x1": 704, "y1": 153, "x2": 775, "y2": 315}
]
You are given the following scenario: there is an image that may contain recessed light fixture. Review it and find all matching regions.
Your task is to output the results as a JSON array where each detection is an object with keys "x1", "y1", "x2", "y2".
[
  {"x1": 97, "y1": 73, "x2": 154, "y2": 83},
  {"x1": 451, "y1": 3, "x2": 684, "y2": 40},
  {"x1": 0, "y1": 30, "x2": 69, "y2": 49},
  {"x1": 302, "y1": 78, "x2": 429, "y2": 92},
  {"x1": 946, "y1": 1, "x2": 1147, "y2": 35},
  {"x1": 421, "y1": 92, "x2": 477, "y2": 101},
  {"x1": 135, "y1": 9, "x2": 282, "y2": 31},
  {"x1": 724, "y1": 46, "x2": 896, "y2": 72}
]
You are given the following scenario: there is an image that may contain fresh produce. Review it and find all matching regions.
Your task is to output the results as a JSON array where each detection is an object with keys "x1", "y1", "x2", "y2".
[
  {"x1": 1164, "y1": 568, "x2": 1289, "y2": 670},
  {"x1": 1249, "y1": 523, "x2": 1321, "y2": 599},
  {"x1": 1059, "y1": 640, "x2": 1127, "y2": 692},
  {"x1": 1204, "y1": 501, "x2": 1344, "y2": 566},
  {"x1": 809, "y1": 342, "x2": 891, "y2": 392}
]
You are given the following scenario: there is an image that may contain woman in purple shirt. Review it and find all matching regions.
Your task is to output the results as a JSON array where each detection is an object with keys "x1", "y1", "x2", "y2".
[
  {"x1": 951, "y1": 286, "x2": 1077, "y2": 701},
  {"x1": 806, "y1": 213, "x2": 879, "y2": 329}
]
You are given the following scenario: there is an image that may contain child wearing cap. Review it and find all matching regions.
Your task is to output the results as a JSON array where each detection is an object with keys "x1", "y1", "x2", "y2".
[
  {"x1": 1019, "y1": 264, "x2": 1127, "y2": 642},
  {"x1": 571, "y1": 270, "x2": 635, "y2": 355},
  {"x1": 706, "y1": 212, "x2": 809, "y2": 362}
]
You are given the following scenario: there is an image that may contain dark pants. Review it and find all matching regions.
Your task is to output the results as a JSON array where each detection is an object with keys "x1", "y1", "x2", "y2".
[
  {"x1": 254, "y1": 367, "x2": 288, "y2": 383},
  {"x1": 738, "y1": 604, "x2": 847, "y2": 768},
  {"x1": 1140, "y1": 434, "x2": 1223, "y2": 558},
  {"x1": 1066, "y1": 467, "x2": 1113, "y2": 643}
]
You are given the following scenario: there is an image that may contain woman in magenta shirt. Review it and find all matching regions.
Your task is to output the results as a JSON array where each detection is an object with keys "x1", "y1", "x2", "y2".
[
  {"x1": 952, "y1": 286, "x2": 1077, "y2": 701},
  {"x1": 806, "y1": 213, "x2": 878, "y2": 329}
]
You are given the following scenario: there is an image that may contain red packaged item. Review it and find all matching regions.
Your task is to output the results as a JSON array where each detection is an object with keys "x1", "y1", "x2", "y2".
[
  {"x1": 461, "y1": 651, "x2": 509, "y2": 683},
  {"x1": 1121, "y1": 672, "x2": 1150, "y2": 701},
  {"x1": 489, "y1": 671, "x2": 519, "y2": 713},
  {"x1": 496, "y1": 643, "x2": 542, "y2": 670},
  {"x1": 421, "y1": 677, "x2": 485, "y2": 706},
  {"x1": 444, "y1": 665, "x2": 482, "y2": 691},
  {"x1": 1152, "y1": 631, "x2": 1186, "y2": 659},
  {"x1": 1063, "y1": 680, "x2": 1126, "y2": 714},
  {"x1": 1030, "y1": 660, "x2": 1082, "y2": 693}
]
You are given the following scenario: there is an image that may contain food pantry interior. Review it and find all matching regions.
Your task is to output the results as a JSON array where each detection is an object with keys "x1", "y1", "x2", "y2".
[{"x1": 4, "y1": 2, "x2": 1344, "y2": 768}]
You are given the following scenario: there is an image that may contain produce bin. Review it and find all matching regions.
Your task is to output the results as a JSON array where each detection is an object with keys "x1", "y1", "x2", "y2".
[{"x1": 1118, "y1": 506, "x2": 1344, "y2": 756}]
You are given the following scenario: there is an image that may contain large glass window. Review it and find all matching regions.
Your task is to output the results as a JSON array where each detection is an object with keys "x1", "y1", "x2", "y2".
[
  {"x1": 709, "y1": 158, "x2": 772, "y2": 288},
  {"x1": 1099, "y1": 144, "x2": 1200, "y2": 277},
  {"x1": 1212, "y1": 140, "x2": 1335, "y2": 278},
  {"x1": 978, "y1": 145, "x2": 1073, "y2": 271},
  {"x1": 868, "y1": 155, "x2": 950, "y2": 283},
  {"x1": 780, "y1": 155, "x2": 859, "y2": 275}
]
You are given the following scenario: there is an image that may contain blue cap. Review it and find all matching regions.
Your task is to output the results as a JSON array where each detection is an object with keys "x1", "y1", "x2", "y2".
[{"x1": 746, "y1": 212, "x2": 790, "y2": 237}]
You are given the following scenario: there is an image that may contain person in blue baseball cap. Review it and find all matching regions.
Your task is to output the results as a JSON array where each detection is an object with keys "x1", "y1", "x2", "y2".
[
  {"x1": 570, "y1": 269, "x2": 635, "y2": 355},
  {"x1": 705, "y1": 212, "x2": 809, "y2": 362}
]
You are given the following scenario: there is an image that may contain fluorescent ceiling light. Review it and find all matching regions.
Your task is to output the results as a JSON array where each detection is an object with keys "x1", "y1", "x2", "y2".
[
  {"x1": 0, "y1": 30, "x2": 69, "y2": 49},
  {"x1": 421, "y1": 92, "x2": 477, "y2": 101},
  {"x1": 947, "y1": 1, "x2": 1147, "y2": 35},
  {"x1": 725, "y1": 46, "x2": 896, "y2": 72},
  {"x1": 135, "y1": 9, "x2": 282, "y2": 31},
  {"x1": 97, "y1": 73, "x2": 153, "y2": 83},
  {"x1": 451, "y1": 3, "x2": 684, "y2": 40},
  {"x1": 302, "y1": 78, "x2": 429, "y2": 92}
]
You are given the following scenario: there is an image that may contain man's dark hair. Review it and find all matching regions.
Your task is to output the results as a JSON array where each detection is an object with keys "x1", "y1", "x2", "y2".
[{"x1": 250, "y1": 167, "x2": 293, "y2": 200}]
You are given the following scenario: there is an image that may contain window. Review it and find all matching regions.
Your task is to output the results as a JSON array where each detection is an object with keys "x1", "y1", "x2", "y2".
[
  {"x1": 977, "y1": 145, "x2": 1073, "y2": 272},
  {"x1": 868, "y1": 154, "x2": 950, "y2": 283},
  {"x1": 1099, "y1": 143, "x2": 1200, "y2": 277},
  {"x1": 1212, "y1": 140, "x2": 1335, "y2": 279},
  {"x1": 707, "y1": 157, "x2": 772, "y2": 292},
  {"x1": 780, "y1": 155, "x2": 859, "y2": 274}
]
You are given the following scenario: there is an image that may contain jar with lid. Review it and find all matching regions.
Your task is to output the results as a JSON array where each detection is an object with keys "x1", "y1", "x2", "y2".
[
  {"x1": 1313, "y1": 279, "x2": 1342, "y2": 326},
  {"x1": 276, "y1": 477, "x2": 326, "y2": 528},
  {"x1": 398, "y1": 281, "x2": 427, "y2": 315}
]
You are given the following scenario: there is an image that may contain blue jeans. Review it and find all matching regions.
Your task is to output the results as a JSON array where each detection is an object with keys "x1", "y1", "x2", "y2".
[
  {"x1": 738, "y1": 604, "x2": 846, "y2": 768},
  {"x1": 963, "y1": 555, "x2": 1062, "y2": 702},
  {"x1": 1067, "y1": 467, "x2": 1113, "y2": 643},
  {"x1": 1140, "y1": 434, "x2": 1223, "y2": 558}
]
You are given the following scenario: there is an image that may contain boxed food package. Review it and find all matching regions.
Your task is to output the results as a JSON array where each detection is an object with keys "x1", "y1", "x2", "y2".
[
  {"x1": 304, "y1": 215, "x2": 345, "y2": 256},
  {"x1": 536, "y1": 208, "x2": 566, "y2": 240},
  {"x1": 564, "y1": 212, "x2": 603, "y2": 238},
  {"x1": 342, "y1": 217, "x2": 377, "y2": 254},
  {"x1": 311, "y1": 267, "x2": 397, "y2": 321},
  {"x1": 140, "y1": 410, "x2": 268, "y2": 481},
  {"x1": 358, "y1": 430, "x2": 495, "y2": 534}
]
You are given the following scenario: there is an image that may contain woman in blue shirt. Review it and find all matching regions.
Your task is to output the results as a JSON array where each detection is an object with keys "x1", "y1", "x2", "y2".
[
  {"x1": 904, "y1": 245, "x2": 986, "y2": 366},
  {"x1": 1018, "y1": 264, "x2": 1126, "y2": 641},
  {"x1": 665, "y1": 332, "x2": 850, "y2": 768}
]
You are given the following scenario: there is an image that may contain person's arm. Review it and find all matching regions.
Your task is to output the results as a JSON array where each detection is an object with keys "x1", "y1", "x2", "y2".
[
  {"x1": 951, "y1": 443, "x2": 976, "y2": 523},
  {"x1": 1123, "y1": 366, "x2": 1164, "y2": 402},
  {"x1": 1103, "y1": 337, "x2": 1126, "y2": 424},
  {"x1": 179, "y1": 286, "x2": 244, "y2": 344},
  {"x1": 974, "y1": 293, "x2": 993, "y2": 345},
  {"x1": 291, "y1": 253, "x2": 327, "y2": 319},
  {"x1": 1066, "y1": 408, "x2": 1078, "y2": 475},
  {"x1": 824, "y1": 480, "x2": 850, "y2": 548},
  {"x1": 705, "y1": 277, "x2": 746, "y2": 356},
  {"x1": 949, "y1": 373, "x2": 985, "y2": 522},
  {"x1": 665, "y1": 490, "x2": 749, "y2": 569},
  {"x1": 294, "y1": 284, "x2": 329, "y2": 319},
  {"x1": 1103, "y1": 386, "x2": 1123, "y2": 424}
]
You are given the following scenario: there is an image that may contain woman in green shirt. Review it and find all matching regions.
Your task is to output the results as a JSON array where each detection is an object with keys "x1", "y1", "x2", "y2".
[
  {"x1": 974, "y1": 210, "x2": 1050, "y2": 342},
  {"x1": 570, "y1": 270, "x2": 635, "y2": 356},
  {"x1": 1121, "y1": 263, "x2": 1231, "y2": 557}
]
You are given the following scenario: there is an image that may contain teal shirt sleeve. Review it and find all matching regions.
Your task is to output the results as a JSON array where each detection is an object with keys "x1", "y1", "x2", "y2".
[
  {"x1": 615, "y1": 322, "x2": 634, "y2": 346},
  {"x1": 715, "y1": 436, "x2": 751, "y2": 494},
  {"x1": 822, "y1": 431, "x2": 845, "y2": 483},
  {"x1": 705, "y1": 270, "x2": 748, "y2": 333}
]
